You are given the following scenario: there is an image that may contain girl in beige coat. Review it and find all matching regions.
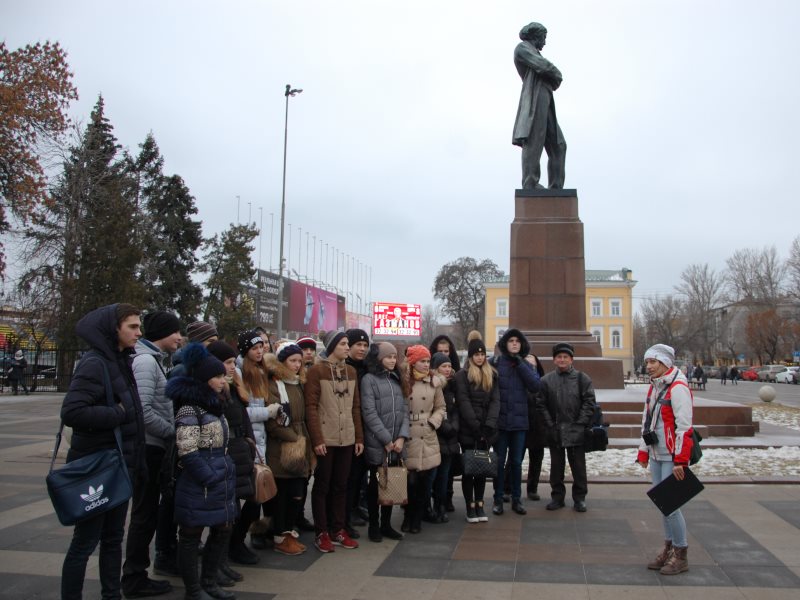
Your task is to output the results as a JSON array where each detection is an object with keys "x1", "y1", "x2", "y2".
[{"x1": 401, "y1": 345, "x2": 446, "y2": 533}]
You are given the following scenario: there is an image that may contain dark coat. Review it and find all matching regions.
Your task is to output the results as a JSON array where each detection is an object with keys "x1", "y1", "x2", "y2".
[
  {"x1": 223, "y1": 385, "x2": 255, "y2": 499},
  {"x1": 360, "y1": 366, "x2": 410, "y2": 466},
  {"x1": 455, "y1": 368, "x2": 500, "y2": 448},
  {"x1": 495, "y1": 328, "x2": 541, "y2": 431},
  {"x1": 536, "y1": 366, "x2": 596, "y2": 448},
  {"x1": 8, "y1": 357, "x2": 26, "y2": 381},
  {"x1": 429, "y1": 335, "x2": 462, "y2": 372},
  {"x1": 436, "y1": 377, "x2": 460, "y2": 456},
  {"x1": 167, "y1": 375, "x2": 238, "y2": 528},
  {"x1": 60, "y1": 304, "x2": 146, "y2": 481}
]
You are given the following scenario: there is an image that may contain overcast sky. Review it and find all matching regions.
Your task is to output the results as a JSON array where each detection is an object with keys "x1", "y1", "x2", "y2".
[{"x1": 5, "y1": 0, "x2": 800, "y2": 316}]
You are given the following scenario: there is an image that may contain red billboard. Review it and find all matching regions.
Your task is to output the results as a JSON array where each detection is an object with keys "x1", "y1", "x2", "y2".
[{"x1": 372, "y1": 302, "x2": 421, "y2": 337}]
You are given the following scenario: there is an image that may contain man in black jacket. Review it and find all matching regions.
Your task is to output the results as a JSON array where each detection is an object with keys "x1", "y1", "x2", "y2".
[{"x1": 537, "y1": 342, "x2": 595, "y2": 512}]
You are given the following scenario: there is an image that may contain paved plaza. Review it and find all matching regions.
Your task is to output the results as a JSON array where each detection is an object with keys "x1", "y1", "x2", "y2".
[{"x1": 1, "y1": 393, "x2": 798, "y2": 599}]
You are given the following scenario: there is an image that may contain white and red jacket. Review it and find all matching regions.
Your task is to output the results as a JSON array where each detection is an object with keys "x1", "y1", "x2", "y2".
[{"x1": 637, "y1": 366, "x2": 695, "y2": 466}]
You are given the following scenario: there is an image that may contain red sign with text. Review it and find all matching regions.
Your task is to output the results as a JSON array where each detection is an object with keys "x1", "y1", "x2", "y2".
[{"x1": 372, "y1": 303, "x2": 421, "y2": 337}]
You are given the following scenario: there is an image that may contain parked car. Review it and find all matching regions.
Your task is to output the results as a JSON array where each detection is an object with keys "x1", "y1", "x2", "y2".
[
  {"x1": 740, "y1": 368, "x2": 759, "y2": 381},
  {"x1": 775, "y1": 366, "x2": 799, "y2": 384},
  {"x1": 701, "y1": 365, "x2": 720, "y2": 379},
  {"x1": 757, "y1": 365, "x2": 788, "y2": 382}
]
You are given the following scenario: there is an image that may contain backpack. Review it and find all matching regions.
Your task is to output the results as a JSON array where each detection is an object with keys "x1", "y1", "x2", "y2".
[{"x1": 579, "y1": 371, "x2": 608, "y2": 453}]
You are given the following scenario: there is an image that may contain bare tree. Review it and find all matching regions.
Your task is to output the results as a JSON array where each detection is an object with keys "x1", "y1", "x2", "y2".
[
  {"x1": 676, "y1": 263, "x2": 724, "y2": 361},
  {"x1": 745, "y1": 309, "x2": 788, "y2": 364},
  {"x1": 639, "y1": 295, "x2": 688, "y2": 356},
  {"x1": 725, "y1": 246, "x2": 785, "y2": 306},
  {"x1": 786, "y1": 236, "x2": 800, "y2": 301},
  {"x1": 420, "y1": 304, "x2": 439, "y2": 347}
]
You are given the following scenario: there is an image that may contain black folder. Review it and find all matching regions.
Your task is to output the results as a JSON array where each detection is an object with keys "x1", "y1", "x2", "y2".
[{"x1": 646, "y1": 467, "x2": 704, "y2": 516}]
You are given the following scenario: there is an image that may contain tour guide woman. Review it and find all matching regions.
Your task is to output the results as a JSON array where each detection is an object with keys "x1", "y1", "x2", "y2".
[{"x1": 636, "y1": 343, "x2": 695, "y2": 576}]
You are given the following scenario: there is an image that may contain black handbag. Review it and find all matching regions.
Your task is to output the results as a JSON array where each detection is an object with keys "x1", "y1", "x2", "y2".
[
  {"x1": 46, "y1": 353, "x2": 133, "y2": 526},
  {"x1": 462, "y1": 444, "x2": 498, "y2": 479}
]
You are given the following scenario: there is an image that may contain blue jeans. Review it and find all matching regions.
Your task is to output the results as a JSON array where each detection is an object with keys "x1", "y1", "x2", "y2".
[
  {"x1": 650, "y1": 458, "x2": 687, "y2": 548},
  {"x1": 62, "y1": 500, "x2": 129, "y2": 600},
  {"x1": 493, "y1": 430, "x2": 527, "y2": 502}
]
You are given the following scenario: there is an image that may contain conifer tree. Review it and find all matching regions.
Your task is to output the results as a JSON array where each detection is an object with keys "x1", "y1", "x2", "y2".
[{"x1": 202, "y1": 223, "x2": 259, "y2": 337}]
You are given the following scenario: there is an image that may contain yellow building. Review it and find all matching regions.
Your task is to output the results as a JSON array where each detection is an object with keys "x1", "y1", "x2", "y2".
[{"x1": 483, "y1": 268, "x2": 637, "y2": 374}]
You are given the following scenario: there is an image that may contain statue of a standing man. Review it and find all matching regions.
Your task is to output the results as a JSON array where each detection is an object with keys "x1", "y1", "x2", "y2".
[{"x1": 512, "y1": 22, "x2": 567, "y2": 190}]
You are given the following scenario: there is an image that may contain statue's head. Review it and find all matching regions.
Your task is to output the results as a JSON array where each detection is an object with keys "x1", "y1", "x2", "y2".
[{"x1": 519, "y1": 22, "x2": 547, "y2": 50}]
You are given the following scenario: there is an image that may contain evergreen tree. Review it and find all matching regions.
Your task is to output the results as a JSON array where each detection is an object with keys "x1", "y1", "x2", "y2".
[
  {"x1": 130, "y1": 134, "x2": 202, "y2": 320},
  {"x1": 202, "y1": 223, "x2": 259, "y2": 337},
  {"x1": 21, "y1": 96, "x2": 143, "y2": 379}
]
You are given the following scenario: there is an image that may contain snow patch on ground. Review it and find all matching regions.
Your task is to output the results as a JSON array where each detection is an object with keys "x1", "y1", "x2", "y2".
[{"x1": 751, "y1": 403, "x2": 800, "y2": 431}]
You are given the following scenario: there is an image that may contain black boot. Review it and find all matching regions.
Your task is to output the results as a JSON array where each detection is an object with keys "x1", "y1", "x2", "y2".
[
  {"x1": 380, "y1": 506, "x2": 403, "y2": 540},
  {"x1": 445, "y1": 491, "x2": 455, "y2": 512},
  {"x1": 218, "y1": 536, "x2": 242, "y2": 582},
  {"x1": 436, "y1": 504, "x2": 449, "y2": 524},
  {"x1": 200, "y1": 528, "x2": 236, "y2": 600},
  {"x1": 179, "y1": 532, "x2": 213, "y2": 600},
  {"x1": 154, "y1": 550, "x2": 180, "y2": 577}
]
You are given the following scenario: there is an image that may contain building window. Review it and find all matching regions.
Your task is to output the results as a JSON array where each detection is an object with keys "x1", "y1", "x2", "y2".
[
  {"x1": 496, "y1": 298, "x2": 508, "y2": 318},
  {"x1": 610, "y1": 299, "x2": 622, "y2": 317},
  {"x1": 592, "y1": 328, "x2": 603, "y2": 347},
  {"x1": 591, "y1": 299, "x2": 602, "y2": 317},
  {"x1": 611, "y1": 327, "x2": 622, "y2": 349},
  {"x1": 495, "y1": 327, "x2": 507, "y2": 344}
]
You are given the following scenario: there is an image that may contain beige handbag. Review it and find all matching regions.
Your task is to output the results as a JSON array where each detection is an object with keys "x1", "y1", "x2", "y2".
[
  {"x1": 376, "y1": 456, "x2": 408, "y2": 506},
  {"x1": 252, "y1": 448, "x2": 277, "y2": 503}
]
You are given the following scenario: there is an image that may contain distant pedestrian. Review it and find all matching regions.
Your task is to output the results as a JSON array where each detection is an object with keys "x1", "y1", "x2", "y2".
[
  {"x1": 8, "y1": 350, "x2": 29, "y2": 395},
  {"x1": 719, "y1": 365, "x2": 728, "y2": 385},
  {"x1": 729, "y1": 366, "x2": 739, "y2": 385}
]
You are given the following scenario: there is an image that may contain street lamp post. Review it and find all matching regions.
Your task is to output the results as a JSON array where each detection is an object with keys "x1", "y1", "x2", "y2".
[{"x1": 276, "y1": 83, "x2": 302, "y2": 339}]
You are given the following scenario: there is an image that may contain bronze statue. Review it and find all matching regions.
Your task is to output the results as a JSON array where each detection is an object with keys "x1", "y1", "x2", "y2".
[{"x1": 512, "y1": 22, "x2": 567, "y2": 189}]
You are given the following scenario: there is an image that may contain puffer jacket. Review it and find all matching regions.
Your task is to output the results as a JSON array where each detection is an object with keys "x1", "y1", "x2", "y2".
[
  {"x1": 132, "y1": 338, "x2": 174, "y2": 449},
  {"x1": 637, "y1": 366, "x2": 694, "y2": 466},
  {"x1": 360, "y1": 367, "x2": 409, "y2": 466},
  {"x1": 305, "y1": 358, "x2": 363, "y2": 448},
  {"x1": 537, "y1": 366, "x2": 596, "y2": 448},
  {"x1": 61, "y1": 304, "x2": 146, "y2": 481},
  {"x1": 404, "y1": 368, "x2": 446, "y2": 471},
  {"x1": 264, "y1": 354, "x2": 314, "y2": 478},
  {"x1": 436, "y1": 377, "x2": 460, "y2": 456},
  {"x1": 223, "y1": 383, "x2": 256, "y2": 499},
  {"x1": 455, "y1": 368, "x2": 500, "y2": 448},
  {"x1": 167, "y1": 375, "x2": 238, "y2": 528},
  {"x1": 240, "y1": 365, "x2": 281, "y2": 461},
  {"x1": 496, "y1": 328, "x2": 541, "y2": 431}
]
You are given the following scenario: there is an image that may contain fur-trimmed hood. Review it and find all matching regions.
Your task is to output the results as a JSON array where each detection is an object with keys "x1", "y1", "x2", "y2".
[
  {"x1": 498, "y1": 328, "x2": 531, "y2": 357},
  {"x1": 263, "y1": 352, "x2": 306, "y2": 384},
  {"x1": 166, "y1": 375, "x2": 224, "y2": 416}
]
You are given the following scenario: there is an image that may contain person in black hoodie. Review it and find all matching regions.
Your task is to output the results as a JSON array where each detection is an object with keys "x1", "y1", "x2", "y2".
[
  {"x1": 343, "y1": 328, "x2": 370, "y2": 537},
  {"x1": 428, "y1": 352, "x2": 459, "y2": 523},
  {"x1": 60, "y1": 303, "x2": 147, "y2": 600}
]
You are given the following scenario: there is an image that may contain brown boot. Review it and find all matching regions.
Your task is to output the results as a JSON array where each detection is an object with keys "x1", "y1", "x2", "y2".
[
  {"x1": 647, "y1": 540, "x2": 672, "y2": 570},
  {"x1": 660, "y1": 545, "x2": 688, "y2": 575}
]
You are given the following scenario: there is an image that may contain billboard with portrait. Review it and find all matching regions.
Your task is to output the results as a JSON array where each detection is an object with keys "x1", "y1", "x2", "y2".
[{"x1": 372, "y1": 302, "x2": 421, "y2": 337}]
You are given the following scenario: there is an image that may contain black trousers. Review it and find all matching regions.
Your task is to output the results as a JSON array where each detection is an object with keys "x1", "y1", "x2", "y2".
[
  {"x1": 526, "y1": 446, "x2": 544, "y2": 494},
  {"x1": 62, "y1": 500, "x2": 129, "y2": 600},
  {"x1": 272, "y1": 477, "x2": 305, "y2": 535},
  {"x1": 548, "y1": 445, "x2": 588, "y2": 502},
  {"x1": 122, "y1": 444, "x2": 166, "y2": 591}
]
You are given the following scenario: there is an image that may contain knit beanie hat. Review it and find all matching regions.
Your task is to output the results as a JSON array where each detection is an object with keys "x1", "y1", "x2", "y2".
[
  {"x1": 207, "y1": 340, "x2": 237, "y2": 363},
  {"x1": 406, "y1": 345, "x2": 431, "y2": 367},
  {"x1": 468, "y1": 332, "x2": 486, "y2": 357},
  {"x1": 323, "y1": 330, "x2": 348, "y2": 356},
  {"x1": 277, "y1": 342, "x2": 303, "y2": 363},
  {"x1": 377, "y1": 342, "x2": 397, "y2": 363},
  {"x1": 187, "y1": 321, "x2": 219, "y2": 344},
  {"x1": 182, "y1": 342, "x2": 226, "y2": 382},
  {"x1": 644, "y1": 344, "x2": 675, "y2": 368},
  {"x1": 237, "y1": 329, "x2": 264, "y2": 356},
  {"x1": 143, "y1": 311, "x2": 181, "y2": 342},
  {"x1": 552, "y1": 342, "x2": 575, "y2": 358},
  {"x1": 296, "y1": 336, "x2": 317, "y2": 351},
  {"x1": 346, "y1": 328, "x2": 369, "y2": 347},
  {"x1": 431, "y1": 352, "x2": 452, "y2": 371}
]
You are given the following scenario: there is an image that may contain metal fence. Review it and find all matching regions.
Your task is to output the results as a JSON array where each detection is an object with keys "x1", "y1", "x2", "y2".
[{"x1": 1, "y1": 348, "x2": 80, "y2": 394}]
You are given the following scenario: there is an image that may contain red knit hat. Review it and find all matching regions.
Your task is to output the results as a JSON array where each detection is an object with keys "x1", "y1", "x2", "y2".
[{"x1": 405, "y1": 345, "x2": 431, "y2": 366}]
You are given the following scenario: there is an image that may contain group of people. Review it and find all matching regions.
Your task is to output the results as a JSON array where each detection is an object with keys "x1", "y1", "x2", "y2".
[{"x1": 56, "y1": 303, "x2": 696, "y2": 599}]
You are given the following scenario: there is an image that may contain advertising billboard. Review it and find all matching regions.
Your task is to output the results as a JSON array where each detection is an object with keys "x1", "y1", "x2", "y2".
[
  {"x1": 372, "y1": 302, "x2": 421, "y2": 337},
  {"x1": 287, "y1": 280, "x2": 344, "y2": 334}
]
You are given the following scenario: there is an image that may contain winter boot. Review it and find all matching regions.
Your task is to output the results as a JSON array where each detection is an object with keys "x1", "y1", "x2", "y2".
[
  {"x1": 380, "y1": 506, "x2": 403, "y2": 539},
  {"x1": 200, "y1": 529, "x2": 235, "y2": 600},
  {"x1": 178, "y1": 533, "x2": 213, "y2": 600},
  {"x1": 647, "y1": 540, "x2": 673, "y2": 570},
  {"x1": 435, "y1": 503, "x2": 449, "y2": 524},
  {"x1": 445, "y1": 491, "x2": 455, "y2": 512},
  {"x1": 660, "y1": 545, "x2": 688, "y2": 575}
]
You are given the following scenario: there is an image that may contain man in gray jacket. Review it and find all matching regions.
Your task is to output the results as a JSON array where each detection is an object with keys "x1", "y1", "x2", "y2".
[
  {"x1": 122, "y1": 311, "x2": 182, "y2": 597},
  {"x1": 537, "y1": 342, "x2": 595, "y2": 513}
]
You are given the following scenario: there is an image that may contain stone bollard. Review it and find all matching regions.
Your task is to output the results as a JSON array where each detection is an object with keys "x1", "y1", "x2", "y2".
[{"x1": 758, "y1": 385, "x2": 776, "y2": 403}]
